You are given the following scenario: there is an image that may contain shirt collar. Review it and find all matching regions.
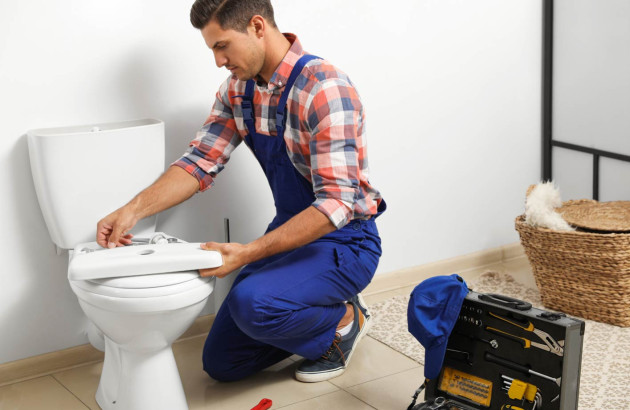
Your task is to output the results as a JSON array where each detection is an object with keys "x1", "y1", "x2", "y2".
[{"x1": 263, "y1": 33, "x2": 305, "y2": 91}]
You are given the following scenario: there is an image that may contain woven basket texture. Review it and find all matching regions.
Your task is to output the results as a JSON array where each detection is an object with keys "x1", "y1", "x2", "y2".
[
  {"x1": 515, "y1": 209, "x2": 630, "y2": 327},
  {"x1": 559, "y1": 199, "x2": 630, "y2": 232}
]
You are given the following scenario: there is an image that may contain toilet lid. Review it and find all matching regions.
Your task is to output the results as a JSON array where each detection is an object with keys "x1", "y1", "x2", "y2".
[
  {"x1": 69, "y1": 240, "x2": 222, "y2": 281},
  {"x1": 68, "y1": 236, "x2": 217, "y2": 297},
  {"x1": 88, "y1": 271, "x2": 201, "y2": 289}
]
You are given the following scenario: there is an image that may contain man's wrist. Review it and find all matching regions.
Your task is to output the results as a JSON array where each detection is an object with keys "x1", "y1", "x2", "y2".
[
  {"x1": 124, "y1": 198, "x2": 141, "y2": 218},
  {"x1": 242, "y1": 240, "x2": 266, "y2": 265}
]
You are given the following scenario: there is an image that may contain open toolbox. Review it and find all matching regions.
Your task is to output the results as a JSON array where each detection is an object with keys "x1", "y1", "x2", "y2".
[{"x1": 417, "y1": 291, "x2": 584, "y2": 410}]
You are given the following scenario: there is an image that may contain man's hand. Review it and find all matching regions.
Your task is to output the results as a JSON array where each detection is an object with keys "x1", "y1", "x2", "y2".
[
  {"x1": 95, "y1": 166, "x2": 200, "y2": 249},
  {"x1": 199, "y1": 242, "x2": 252, "y2": 278},
  {"x1": 198, "y1": 206, "x2": 337, "y2": 278},
  {"x1": 97, "y1": 206, "x2": 138, "y2": 248}
]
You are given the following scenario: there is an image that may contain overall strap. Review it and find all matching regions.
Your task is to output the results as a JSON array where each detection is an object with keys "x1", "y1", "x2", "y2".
[
  {"x1": 231, "y1": 80, "x2": 257, "y2": 136},
  {"x1": 242, "y1": 80, "x2": 257, "y2": 136},
  {"x1": 275, "y1": 54, "x2": 321, "y2": 137}
]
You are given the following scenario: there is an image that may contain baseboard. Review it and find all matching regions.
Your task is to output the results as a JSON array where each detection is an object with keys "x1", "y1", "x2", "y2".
[
  {"x1": 0, "y1": 242, "x2": 524, "y2": 387},
  {"x1": 0, "y1": 314, "x2": 216, "y2": 387}
]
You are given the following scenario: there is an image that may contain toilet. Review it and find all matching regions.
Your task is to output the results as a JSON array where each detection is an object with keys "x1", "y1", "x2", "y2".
[{"x1": 27, "y1": 119, "x2": 222, "y2": 410}]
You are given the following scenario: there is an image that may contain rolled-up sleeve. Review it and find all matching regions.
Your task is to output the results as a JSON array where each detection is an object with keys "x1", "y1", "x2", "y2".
[
  {"x1": 305, "y1": 78, "x2": 363, "y2": 229},
  {"x1": 171, "y1": 79, "x2": 242, "y2": 191}
]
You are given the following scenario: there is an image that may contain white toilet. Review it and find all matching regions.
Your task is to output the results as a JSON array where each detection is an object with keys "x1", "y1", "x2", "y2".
[{"x1": 27, "y1": 119, "x2": 223, "y2": 410}]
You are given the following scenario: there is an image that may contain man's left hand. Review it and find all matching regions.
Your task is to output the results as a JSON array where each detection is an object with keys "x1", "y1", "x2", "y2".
[{"x1": 199, "y1": 241, "x2": 250, "y2": 278}]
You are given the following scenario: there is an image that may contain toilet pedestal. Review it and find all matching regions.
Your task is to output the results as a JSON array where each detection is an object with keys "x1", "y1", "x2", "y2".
[{"x1": 96, "y1": 337, "x2": 187, "y2": 410}]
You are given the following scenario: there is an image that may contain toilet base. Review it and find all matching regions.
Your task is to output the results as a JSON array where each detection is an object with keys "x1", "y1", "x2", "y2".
[{"x1": 96, "y1": 337, "x2": 188, "y2": 410}]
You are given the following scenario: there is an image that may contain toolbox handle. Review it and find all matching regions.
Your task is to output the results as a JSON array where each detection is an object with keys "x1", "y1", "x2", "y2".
[{"x1": 478, "y1": 293, "x2": 532, "y2": 311}]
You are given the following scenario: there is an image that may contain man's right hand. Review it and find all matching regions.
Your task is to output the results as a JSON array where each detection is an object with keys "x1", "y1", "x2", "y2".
[
  {"x1": 95, "y1": 166, "x2": 201, "y2": 249},
  {"x1": 97, "y1": 206, "x2": 138, "y2": 248}
]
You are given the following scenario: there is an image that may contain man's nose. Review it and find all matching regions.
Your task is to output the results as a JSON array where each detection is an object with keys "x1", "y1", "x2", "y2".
[{"x1": 213, "y1": 52, "x2": 227, "y2": 68}]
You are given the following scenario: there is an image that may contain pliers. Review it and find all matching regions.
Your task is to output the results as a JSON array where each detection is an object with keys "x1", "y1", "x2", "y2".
[{"x1": 486, "y1": 312, "x2": 564, "y2": 357}]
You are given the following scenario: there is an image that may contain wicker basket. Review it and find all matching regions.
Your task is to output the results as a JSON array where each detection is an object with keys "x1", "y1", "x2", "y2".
[{"x1": 515, "y1": 200, "x2": 630, "y2": 327}]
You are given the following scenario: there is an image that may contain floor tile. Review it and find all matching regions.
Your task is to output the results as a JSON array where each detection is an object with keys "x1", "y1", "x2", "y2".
[
  {"x1": 52, "y1": 336, "x2": 339, "y2": 410},
  {"x1": 0, "y1": 376, "x2": 88, "y2": 410},
  {"x1": 172, "y1": 336, "x2": 339, "y2": 409},
  {"x1": 53, "y1": 362, "x2": 102, "y2": 409},
  {"x1": 276, "y1": 390, "x2": 375, "y2": 409},
  {"x1": 326, "y1": 337, "x2": 419, "y2": 389},
  {"x1": 346, "y1": 367, "x2": 425, "y2": 410}
]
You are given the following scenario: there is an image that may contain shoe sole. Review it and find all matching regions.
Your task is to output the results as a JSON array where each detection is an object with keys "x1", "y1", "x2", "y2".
[{"x1": 295, "y1": 296, "x2": 373, "y2": 383}]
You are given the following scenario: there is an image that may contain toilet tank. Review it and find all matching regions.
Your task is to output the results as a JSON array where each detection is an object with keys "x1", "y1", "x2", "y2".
[{"x1": 27, "y1": 119, "x2": 165, "y2": 250}]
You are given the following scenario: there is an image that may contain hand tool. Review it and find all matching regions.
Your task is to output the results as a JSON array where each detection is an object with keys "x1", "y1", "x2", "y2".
[
  {"x1": 501, "y1": 375, "x2": 542, "y2": 410},
  {"x1": 438, "y1": 367, "x2": 492, "y2": 407},
  {"x1": 459, "y1": 314, "x2": 483, "y2": 328},
  {"x1": 487, "y1": 312, "x2": 564, "y2": 356},
  {"x1": 501, "y1": 376, "x2": 537, "y2": 402},
  {"x1": 446, "y1": 348, "x2": 473, "y2": 365},
  {"x1": 484, "y1": 352, "x2": 561, "y2": 386},
  {"x1": 428, "y1": 396, "x2": 446, "y2": 409},
  {"x1": 454, "y1": 330, "x2": 499, "y2": 349},
  {"x1": 250, "y1": 398, "x2": 272, "y2": 410}
]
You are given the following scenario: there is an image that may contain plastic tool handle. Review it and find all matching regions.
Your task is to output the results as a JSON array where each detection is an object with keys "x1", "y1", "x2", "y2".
[
  {"x1": 486, "y1": 353, "x2": 561, "y2": 386},
  {"x1": 250, "y1": 399, "x2": 272, "y2": 410},
  {"x1": 484, "y1": 352, "x2": 530, "y2": 374},
  {"x1": 478, "y1": 294, "x2": 532, "y2": 311},
  {"x1": 485, "y1": 327, "x2": 531, "y2": 348}
]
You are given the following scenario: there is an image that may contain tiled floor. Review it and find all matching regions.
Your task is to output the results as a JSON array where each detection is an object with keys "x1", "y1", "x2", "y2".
[{"x1": 0, "y1": 255, "x2": 534, "y2": 409}]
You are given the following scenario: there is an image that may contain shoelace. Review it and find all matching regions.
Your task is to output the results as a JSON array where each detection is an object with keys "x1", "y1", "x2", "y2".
[{"x1": 321, "y1": 333, "x2": 346, "y2": 364}]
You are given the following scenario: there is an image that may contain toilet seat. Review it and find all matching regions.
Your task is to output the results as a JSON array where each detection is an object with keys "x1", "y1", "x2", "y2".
[
  {"x1": 71, "y1": 272, "x2": 212, "y2": 298},
  {"x1": 91, "y1": 270, "x2": 201, "y2": 288},
  {"x1": 70, "y1": 277, "x2": 215, "y2": 313}
]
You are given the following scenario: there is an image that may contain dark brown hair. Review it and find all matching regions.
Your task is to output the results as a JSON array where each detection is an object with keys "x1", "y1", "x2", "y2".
[{"x1": 190, "y1": 0, "x2": 277, "y2": 32}]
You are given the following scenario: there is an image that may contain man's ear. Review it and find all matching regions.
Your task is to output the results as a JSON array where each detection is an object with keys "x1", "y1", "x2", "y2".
[{"x1": 249, "y1": 15, "x2": 265, "y2": 38}]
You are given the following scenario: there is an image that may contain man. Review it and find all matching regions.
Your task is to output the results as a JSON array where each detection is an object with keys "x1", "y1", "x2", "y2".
[{"x1": 96, "y1": 0, "x2": 385, "y2": 383}]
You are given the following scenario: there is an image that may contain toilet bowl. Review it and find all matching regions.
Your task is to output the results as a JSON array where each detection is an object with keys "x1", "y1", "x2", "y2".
[
  {"x1": 27, "y1": 120, "x2": 223, "y2": 410},
  {"x1": 69, "y1": 237, "x2": 219, "y2": 410},
  {"x1": 69, "y1": 236, "x2": 221, "y2": 410}
]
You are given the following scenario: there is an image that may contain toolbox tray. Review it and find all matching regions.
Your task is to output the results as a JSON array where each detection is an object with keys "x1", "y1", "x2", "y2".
[{"x1": 419, "y1": 291, "x2": 584, "y2": 410}]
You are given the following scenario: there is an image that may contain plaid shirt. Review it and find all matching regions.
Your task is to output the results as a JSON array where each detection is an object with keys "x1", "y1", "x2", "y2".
[{"x1": 172, "y1": 34, "x2": 382, "y2": 229}]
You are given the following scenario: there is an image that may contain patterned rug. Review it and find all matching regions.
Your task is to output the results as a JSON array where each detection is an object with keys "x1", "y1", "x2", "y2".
[{"x1": 367, "y1": 271, "x2": 630, "y2": 409}]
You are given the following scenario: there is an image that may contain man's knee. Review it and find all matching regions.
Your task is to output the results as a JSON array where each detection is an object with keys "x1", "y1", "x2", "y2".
[
  {"x1": 228, "y1": 282, "x2": 280, "y2": 339},
  {"x1": 202, "y1": 336, "x2": 249, "y2": 382},
  {"x1": 203, "y1": 360, "x2": 247, "y2": 382}
]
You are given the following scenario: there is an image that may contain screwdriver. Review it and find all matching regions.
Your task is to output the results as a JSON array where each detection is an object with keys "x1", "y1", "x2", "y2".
[{"x1": 485, "y1": 352, "x2": 561, "y2": 386}]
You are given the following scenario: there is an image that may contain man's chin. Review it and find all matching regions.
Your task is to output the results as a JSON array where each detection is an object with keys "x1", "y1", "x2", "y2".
[{"x1": 234, "y1": 73, "x2": 255, "y2": 81}]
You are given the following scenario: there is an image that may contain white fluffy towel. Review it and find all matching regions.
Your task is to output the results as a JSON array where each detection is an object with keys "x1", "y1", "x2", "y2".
[{"x1": 525, "y1": 182, "x2": 575, "y2": 231}]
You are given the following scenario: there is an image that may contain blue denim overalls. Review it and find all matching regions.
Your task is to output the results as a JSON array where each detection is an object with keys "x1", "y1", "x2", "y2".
[{"x1": 202, "y1": 55, "x2": 385, "y2": 382}]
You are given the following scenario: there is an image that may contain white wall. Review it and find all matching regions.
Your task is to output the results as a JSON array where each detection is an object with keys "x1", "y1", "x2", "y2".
[{"x1": 0, "y1": 0, "x2": 541, "y2": 364}]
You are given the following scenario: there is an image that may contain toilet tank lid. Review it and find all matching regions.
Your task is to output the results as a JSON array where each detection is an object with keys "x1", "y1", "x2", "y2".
[{"x1": 68, "y1": 242, "x2": 223, "y2": 281}]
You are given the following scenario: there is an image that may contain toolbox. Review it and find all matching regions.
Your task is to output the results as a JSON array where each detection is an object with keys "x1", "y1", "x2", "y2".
[{"x1": 415, "y1": 291, "x2": 584, "y2": 410}]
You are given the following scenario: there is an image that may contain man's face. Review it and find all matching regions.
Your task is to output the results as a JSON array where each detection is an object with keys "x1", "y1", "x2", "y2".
[{"x1": 201, "y1": 19, "x2": 264, "y2": 81}]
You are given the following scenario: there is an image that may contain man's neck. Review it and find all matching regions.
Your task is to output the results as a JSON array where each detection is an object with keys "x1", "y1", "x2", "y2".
[{"x1": 258, "y1": 31, "x2": 291, "y2": 84}]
